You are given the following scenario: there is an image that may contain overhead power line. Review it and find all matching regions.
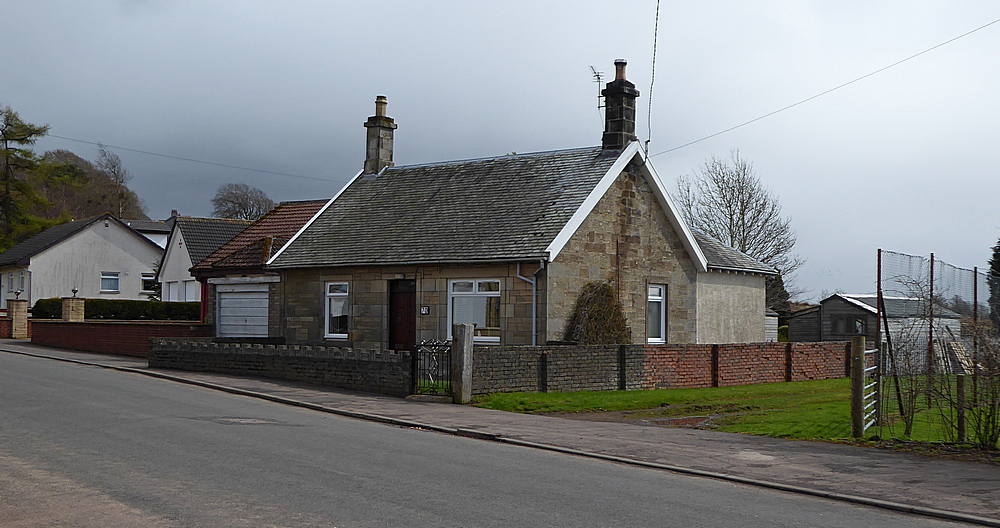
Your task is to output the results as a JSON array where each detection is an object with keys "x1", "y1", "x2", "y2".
[
  {"x1": 46, "y1": 133, "x2": 332, "y2": 183},
  {"x1": 650, "y1": 16, "x2": 1000, "y2": 158},
  {"x1": 645, "y1": 0, "x2": 661, "y2": 151}
]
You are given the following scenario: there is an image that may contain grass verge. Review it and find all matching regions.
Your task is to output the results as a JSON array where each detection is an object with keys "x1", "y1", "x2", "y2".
[{"x1": 474, "y1": 378, "x2": 965, "y2": 443}]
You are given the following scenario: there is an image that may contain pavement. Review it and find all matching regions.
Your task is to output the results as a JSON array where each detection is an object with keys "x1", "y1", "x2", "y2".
[{"x1": 2, "y1": 339, "x2": 998, "y2": 525}]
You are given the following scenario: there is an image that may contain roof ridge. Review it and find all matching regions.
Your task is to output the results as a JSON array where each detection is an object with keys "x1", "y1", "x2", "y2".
[
  {"x1": 387, "y1": 145, "x2": 604, "y2": 171},
  {"x1": 177, "y1": 216, "x2": 252, "y2": 223}
]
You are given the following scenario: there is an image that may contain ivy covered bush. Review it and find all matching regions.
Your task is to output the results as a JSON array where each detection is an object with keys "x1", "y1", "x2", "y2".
[
  {"x1": 31, "y1": 298, "x2": 200, "y2": 321},
  {"x1": 563, "y1": 281, "x2": 632, "y2": 344}
]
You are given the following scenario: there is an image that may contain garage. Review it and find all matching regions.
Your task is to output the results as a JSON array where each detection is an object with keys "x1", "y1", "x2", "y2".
[{"x1": 216, "y1": 283, "x2": 269, "y2": 337}]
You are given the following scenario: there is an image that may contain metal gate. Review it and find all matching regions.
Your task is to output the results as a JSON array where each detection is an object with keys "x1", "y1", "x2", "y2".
[
  {"x1": 851, "y1": 337, "x2": 881, "y2": 438},
  {"x1": 413, "y1": 340, "x2": 451, "y2": 395}
]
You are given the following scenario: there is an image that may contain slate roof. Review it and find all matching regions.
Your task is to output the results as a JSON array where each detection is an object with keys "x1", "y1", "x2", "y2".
[
  {"x1": 834, "y1": 294, "x2": 963, "y2": 320},
  {"x1": 173, "y1": 217, "x2": 252, "y2": 266},
  {"x1": 269, "y1": 145, "x2": 775, "y2": 274},
  {"x1": 691, "y1": 230, "x2": 777, "y2": 274},
  {"x1": 271, "y1": 147, "x2": 622, "y2": 268},
  {"x1": 192, "y1": 200, "x2": 326, "y2": 273},
  {"x1": 0, "y1": 217, "x2": 102, "y2": 267}
]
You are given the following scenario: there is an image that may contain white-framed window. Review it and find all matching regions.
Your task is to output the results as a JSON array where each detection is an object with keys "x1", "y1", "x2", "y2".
[
  {"x1": 6, "y1": 272, "x2": 11, "y2": 292},
  {"x1": 100, "y1": 272, "x2": 120, "y2": 293},
  {"x1": 448, "y1": 279, "x2": 501, "y2": 342},
  {"x1": 647, "y1": 284, "x2": 666, "y2": 344},
  {"x1": 18, "y1": 271, "x2": 25, "y2": 291},
  {"x1": 183, "y1": 280, "x2": 198, "y2": 301},
  {"x1": 324, "y1": 282, "x2": 350, "y2": 339},
  {"x1": 141, "y1": 273, "x2": 157, "y2": 293}
]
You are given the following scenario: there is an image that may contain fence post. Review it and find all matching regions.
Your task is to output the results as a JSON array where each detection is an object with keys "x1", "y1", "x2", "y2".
[
  {"x1": 851, "y1": 336, "x2": 866, "y2": 439},
  {"x1": 8, "y1": 299, "x2": 29, "y2": 339},
  {"x1": 61, "y1": 297, "x2": 85, "y2": 322},
  {"x1": 957, "y1": 374, "x2": 966, "y2": 443},
  {"x1": 451, "y1": 323, "x2": 474, "y2": 404}
]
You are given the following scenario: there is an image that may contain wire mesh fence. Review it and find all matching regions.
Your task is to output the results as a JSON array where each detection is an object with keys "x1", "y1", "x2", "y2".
[{"x1": 874, "y1": 249, "x2": 999, "y2": 449}]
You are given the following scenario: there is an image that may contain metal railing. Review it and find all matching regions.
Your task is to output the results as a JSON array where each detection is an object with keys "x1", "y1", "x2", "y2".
[{"x1": 851, "y1": 336, "x2": 881, "y2": 438}]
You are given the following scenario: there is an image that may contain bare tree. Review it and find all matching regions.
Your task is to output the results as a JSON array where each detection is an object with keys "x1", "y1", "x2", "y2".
[
  {"x1": 95, "y1": 144, "x2": 146, "y2": 219},
  {"x1": 675, "y1": 151, "x2": 804, "y2": 306},
  {"x1": 211, "y1": 183, "x2": 275, "y2": 221}
]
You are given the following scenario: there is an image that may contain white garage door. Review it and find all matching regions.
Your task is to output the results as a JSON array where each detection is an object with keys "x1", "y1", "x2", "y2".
[{"x1": 217, "y1": 283, "x2": 269, "y2": 337}]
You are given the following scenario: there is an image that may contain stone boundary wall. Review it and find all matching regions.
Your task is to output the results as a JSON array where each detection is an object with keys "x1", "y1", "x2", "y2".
[
  {"x1": 150, "y1": 339, "x2": 412, "y2": 397},
  {"x1": 473, "y1": 341, "x2": 851, "y2": 395},
  {"x1": 31, "y1": 320, "x2": 212, "y2": 357}
]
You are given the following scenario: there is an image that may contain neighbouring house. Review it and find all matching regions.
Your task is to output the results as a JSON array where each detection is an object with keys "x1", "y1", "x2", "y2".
[
  {"x1": 264, "y1": 60, "x2": 776, "y2": 351},
  {"x1": 124, "y1": 217, "x2": 175, "y2": 248},
  {"x1": 189, "y1": 200, "x2": 327, "y2": 338},
  {"x1": 157, "y1": 216, "x2": 251, "y2": 303},
  {"x1": 787, "y1": 293, "x2": 962, "y2": 348},
  {"x1": 0, "y1": 214, "x2": 164, "y2": 309}
]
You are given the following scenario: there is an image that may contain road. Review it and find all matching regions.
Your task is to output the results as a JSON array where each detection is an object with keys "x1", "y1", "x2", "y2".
[{"x1": 0, "y1": 353, "x2": 969, "y2": 527}]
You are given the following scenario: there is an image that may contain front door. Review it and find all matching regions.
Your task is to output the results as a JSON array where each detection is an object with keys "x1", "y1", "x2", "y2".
[{"x1": 388, "y1": 279, "x2": 416, "y2": 351}]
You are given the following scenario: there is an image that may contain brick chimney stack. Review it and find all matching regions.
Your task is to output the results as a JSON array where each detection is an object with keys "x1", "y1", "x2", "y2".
[
  {"x1": 363, "y1": 95, "x2": 397, "y2": 174},
  {"x1": 601, "y1": 59, "x2": 639, "y2": 150}
]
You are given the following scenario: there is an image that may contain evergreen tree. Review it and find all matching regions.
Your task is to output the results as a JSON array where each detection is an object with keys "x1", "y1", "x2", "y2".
[
  {"x1": 989, "y1": 238, "x2": 1000, "y2": 331},
  {"x1": 0, "y1": 107, "x2": 52, "y2": 250}
]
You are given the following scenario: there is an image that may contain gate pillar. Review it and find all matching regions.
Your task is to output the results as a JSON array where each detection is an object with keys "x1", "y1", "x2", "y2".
[{"x1": 451, "y1": 323, "x2": 474, "y2": 404}]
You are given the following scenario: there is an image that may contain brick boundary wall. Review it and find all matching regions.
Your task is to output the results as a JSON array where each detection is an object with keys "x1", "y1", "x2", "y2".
[
  {"x1": 0, "y1": 317, "x2": 11, "y2": 338},
  {"x1": 31, "y1": 320, "x2": 213, "y2": 357},
  {"x1": 472, "y1": 341, "x2": 851, "y2": 395},
  {"x1": 150, "y1": 339, "x2": 412, "y2": 397}
]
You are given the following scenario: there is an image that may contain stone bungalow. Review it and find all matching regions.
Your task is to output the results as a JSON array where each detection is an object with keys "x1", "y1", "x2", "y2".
[{"x1": 266, "y1": 60, "x2": 775, "y2": 351}]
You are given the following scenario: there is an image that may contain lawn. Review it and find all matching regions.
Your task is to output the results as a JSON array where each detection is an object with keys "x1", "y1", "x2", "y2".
[{"x1": 474, "y1": 378, "x2": 958, "y2": 442}]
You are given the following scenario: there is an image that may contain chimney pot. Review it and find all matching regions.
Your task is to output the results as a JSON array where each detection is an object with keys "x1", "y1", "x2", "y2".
[
  {"x1": 614, "y1": 59, "x2": 627, "y2": 81},
  {"x1": 375, "y1": 95, "x2": 388, "y2": 117},
  {"x1": 170, "y1": 209, "x2": 179, "y2": 217}
]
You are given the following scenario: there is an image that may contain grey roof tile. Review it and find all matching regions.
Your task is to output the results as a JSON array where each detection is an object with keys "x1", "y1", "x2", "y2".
[
  {"x1": 271, "y1": 147, "x2": 621, "y2": 267},
  {"x1": 174, "y1": 217, "x2": 253, "y2": 266},
  {"x1": 691, "y1": 230, "x2": 776, "y2": 274}
]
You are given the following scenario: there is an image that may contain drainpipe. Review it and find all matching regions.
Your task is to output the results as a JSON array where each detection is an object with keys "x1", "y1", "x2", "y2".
[{"x1": 516, "y1": 260, "x2": 545, "y2": 346}]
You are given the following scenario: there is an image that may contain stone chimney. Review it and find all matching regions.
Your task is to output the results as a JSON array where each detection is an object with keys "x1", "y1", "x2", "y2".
[
  {"x1": 601, "y1": 59, "x2": 640, "y2": 150},
  {"x1": 363, "y1": 95, "x2": 397, "y2": 174}
]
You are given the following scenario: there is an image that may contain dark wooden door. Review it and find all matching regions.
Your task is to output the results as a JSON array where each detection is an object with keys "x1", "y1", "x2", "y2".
[{"x1": 388, "y1": 279, "x2": 416, "y2": 351}]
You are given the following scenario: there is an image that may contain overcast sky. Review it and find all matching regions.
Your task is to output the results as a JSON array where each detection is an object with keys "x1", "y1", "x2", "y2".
[{"x1": 4, "y1": 1, "x2": 998, "y2": 299}]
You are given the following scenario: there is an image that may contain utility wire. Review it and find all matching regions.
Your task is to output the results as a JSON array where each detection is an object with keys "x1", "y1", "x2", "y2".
[
  {"x1": 650, "y1": 16, "x2": 1000, "y2": 158},
  {"x1": 46, "y1": 133, "x2": 332, "y2": 183},
  {"x1": 645, "y1": 0, "x2": 661, "y2": 152}
]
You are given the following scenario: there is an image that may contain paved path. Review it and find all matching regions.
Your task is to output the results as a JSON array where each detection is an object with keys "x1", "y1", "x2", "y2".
[{"x1": 3, "y1": 340, "x2": 998, "y2": 524}]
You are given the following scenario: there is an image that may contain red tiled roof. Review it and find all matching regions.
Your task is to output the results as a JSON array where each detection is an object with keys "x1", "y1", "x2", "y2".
[{"x1": 191, "y1": 200, "x2": 326, "y2": 273}]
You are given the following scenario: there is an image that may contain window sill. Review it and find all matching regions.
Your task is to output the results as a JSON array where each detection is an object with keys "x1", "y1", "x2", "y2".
[
  {"x1": 324, "y1": 334, "x2": 349, "y2": 340},
  {"x1": 647, "y1": 339, "x2": 666, "y2": 345},
  {"x1": 99, "y1": 290, "x2": 120, "y2": 294}
]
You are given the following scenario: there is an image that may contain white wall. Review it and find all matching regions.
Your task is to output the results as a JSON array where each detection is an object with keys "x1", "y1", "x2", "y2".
[
  {"x1": 695, "y1": 271, "x2": 767, "y2": 343},
  {"x1": 0, "y1": 266, "x2": 30, "y2": 309},
  {"x1": 21, "y1": 220, "x2": 163, "y2": 305},
  {"x1": 158, "y1": 226, "x2": 199, "y2": 301}
]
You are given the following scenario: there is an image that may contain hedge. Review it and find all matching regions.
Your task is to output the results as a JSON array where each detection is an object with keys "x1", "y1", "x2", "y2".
[{"x1": 31, "y1": 298, "x2": 200, "y2": 321}]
